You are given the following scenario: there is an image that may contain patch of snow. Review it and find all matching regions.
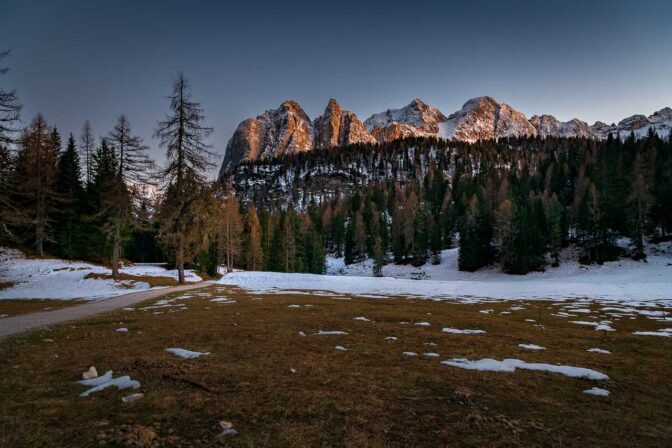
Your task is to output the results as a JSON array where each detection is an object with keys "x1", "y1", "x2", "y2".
[
  {"x1": 314, "y1": 330, "x2": 348, "y2": 336},
  {"x1": 115, "y1": 328, "x2": 128, "y2": 333},
  {"x1": 0, "y1": 248, "x2": 200, "y2": 301},
  {"x1": 234, "y1": 245, "x2": 672, "y2": 303},
  {"x1": 442, "y1": 328, "x2": 486, "y2": 334},
  {"x1": 518, "y1": 344, "x2": 545, "y2": 350},
  {"x1": 334, "y1": 345, "x2": 348, "y2": 351},
  {"x1": 583, "y1": 387, "x2": 610, "y2": 397},
  {"x1": 423, "y1": 352, "x2": 440, "y2": 357},
  {"x1": 403, "y1": 352, "x2": 417, "y2": 356},
  {"x1": 570, "y1": 321, "x2": 615, "y2": 332},
  {"x1": 632, "y1": 330, "x2": 670, "y2": 337},
  {"x1": 77, "y1": 370, "x2": 140, "y2": 397},
  {"x1": 165, "y1": 348, "x2": 210, "y2": 359},
  {"x1": 353, "y1": 316, "x2": 372, "y2": 322},
  {"x1": 587, "y1": 348, "x2": 611, "y2": 354},
  {"x1": 441, "y1": 358, "x2": 609, "y2": 380}
]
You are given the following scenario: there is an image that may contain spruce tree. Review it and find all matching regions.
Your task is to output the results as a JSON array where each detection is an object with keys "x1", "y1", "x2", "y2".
[{"x1": 54, "y1": 134, "x2": 84, "y2": 258}]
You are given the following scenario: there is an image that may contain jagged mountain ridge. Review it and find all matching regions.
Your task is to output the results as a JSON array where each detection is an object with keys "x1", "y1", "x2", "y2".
[{"x1": 220, "y1": 97, "x2": 672, "y2": 175}]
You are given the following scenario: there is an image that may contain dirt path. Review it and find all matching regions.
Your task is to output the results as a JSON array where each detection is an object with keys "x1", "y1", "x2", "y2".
[{"x1": 0, "y1": 282, "x2": 214, "y2": 339}]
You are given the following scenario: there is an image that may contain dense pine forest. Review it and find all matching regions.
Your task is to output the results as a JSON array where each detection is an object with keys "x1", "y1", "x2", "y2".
[{"x1": 2, "y1": 51, "x2": 672, "y2": 279}]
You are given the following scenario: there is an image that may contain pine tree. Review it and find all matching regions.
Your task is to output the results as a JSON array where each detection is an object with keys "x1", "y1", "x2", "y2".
[
  {"x1": 0, "y1": 50, "x2": 21, "y2": 239},
  {"x1": 105, "y1": 115, "x2": 154, "y2": 278},
  {"x1": 0, "y1": 50, "x2": 21, "y2": 147},
  {"x1": 54, "y1": 134, "x2": 84, "y2": 258},
  {"x1": 14, "y1": 115, "x2": 60, "y2": 255},
  {"x1": 543, "y1": 193, "x2": 564, "y2": 266},
  {"x1": 627, "y1": 152, "x2": 654, "y2": 260},
  {"x1": 458, "y1": 193, "x2": 493, "y2": 271},
  {"x1": 245, "y1": 205, "x2": 264, "y2": 271},
  {"x1": 372, "y1": 236, "x2": 385, "y2": 277},
  {"x1": 154, "y1": 74, "x2": 215, "y2": 283},
  {"x1": 80, "y1": 121, "x2": 95, "y2": 185},
  {"x1": 216, "y1": 191, "x2": 243, "y2": 272},
  {"x1": 495, "y1": 198, "x2": 516, "y2": 271},
  {"x1": 90, "y1": 139, "x2": 119, "y2": 262}
]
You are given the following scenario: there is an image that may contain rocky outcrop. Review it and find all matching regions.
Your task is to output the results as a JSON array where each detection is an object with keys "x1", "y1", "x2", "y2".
[
  {"x1": 439, "y1": 96, "x2": 537, "y2": 141},
  {"x1": 219, "y1": 100, "x2": 314, "y2": 175},
  {"x1": 313, "y1": 99, "x2": 377, "y2": 149},
  {"x1": 530, "y1": 115, "x2": 593, "y2": 138},
  {"x1": 364, "y1": 99, "x2": 447, "y2": 142}
]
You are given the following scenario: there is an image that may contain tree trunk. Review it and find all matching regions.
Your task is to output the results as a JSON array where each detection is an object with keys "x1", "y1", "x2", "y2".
[
  {"x1": 112, "y1": 221, "x2": 121, "y2": 280},
  {"x1": 36, "y1": 230, "x2": 43, "y2": 257},
  {"x1": 177, "y1": 235, "x2": 185, "y2": 284}
]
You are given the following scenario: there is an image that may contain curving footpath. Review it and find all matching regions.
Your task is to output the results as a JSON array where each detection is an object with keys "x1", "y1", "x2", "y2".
[{"x1": 0, "y1": 281, "x2": 214, "y2": 339}]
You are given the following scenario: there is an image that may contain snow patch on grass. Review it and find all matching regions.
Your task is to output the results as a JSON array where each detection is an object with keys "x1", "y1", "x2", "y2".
[
  {"x1": 441, "y1": 358, "x2": 609, "y2": 380},
  {"x1": 518, "y1": 344, "x2": 545, "y2": 350},
  {"x1": 77, "y1": 370, "x2": 140, "y2": 397},
  {"x1": 583, "y1": 387, "x2": 610, "y2": 397},
  {"x1": 165, "y1": 348, "x2": 210, "y2": 359},
  {"x1": 442, "y1": 328, "x2": 486, "y2": 334}
]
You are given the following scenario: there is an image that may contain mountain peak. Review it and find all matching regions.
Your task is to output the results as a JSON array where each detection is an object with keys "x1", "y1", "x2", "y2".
[
  {"x1": 440, "y1": 96, "x2": 536, "y2": 141},
  {"x1": 314, "y1": 99, "x2": 376, "y2": 150},
  {"x1": 364, "y1": 99, "x2": 447, "y2": 142}
]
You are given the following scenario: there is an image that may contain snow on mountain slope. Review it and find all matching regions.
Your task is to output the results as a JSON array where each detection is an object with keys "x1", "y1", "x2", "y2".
[
  {"x1": 439, "y1": 96, "x2": 537, "y2": 141},
  {"x1": 363, "y1": 99, "x2": 447, "y2": 142},
  {"x1": 221, "y1": 244, "x2": 672, "y2": 303},
  {"x1": 530, "y1": 115, "x2": 593, "y2": 138}
]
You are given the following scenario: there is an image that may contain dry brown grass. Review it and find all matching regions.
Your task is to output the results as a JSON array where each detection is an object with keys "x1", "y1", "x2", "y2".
[
  {"x1": 84, "y1": 272, "x2": 182, "y2": 288},
  {"x1": 0, "y1": 299, "x2": 86, "y2": 317},
  {"x1": 0, "y1": 286, "x2": 670, "y2": 447}
]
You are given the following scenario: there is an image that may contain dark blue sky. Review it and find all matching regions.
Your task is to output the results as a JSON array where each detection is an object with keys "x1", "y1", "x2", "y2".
[{"x1": 3, "y1": 0, "x2": 671, "y2": 174}]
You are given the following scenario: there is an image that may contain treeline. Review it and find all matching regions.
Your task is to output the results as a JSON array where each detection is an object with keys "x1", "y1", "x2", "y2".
[{"x1": 227, "y1": 130, "x2": 672, "y2": 275}]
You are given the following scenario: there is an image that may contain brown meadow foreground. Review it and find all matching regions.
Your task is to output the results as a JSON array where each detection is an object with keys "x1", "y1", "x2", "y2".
[{"x1": 1, "y1": 285, "x2": 670, "y2": 447}]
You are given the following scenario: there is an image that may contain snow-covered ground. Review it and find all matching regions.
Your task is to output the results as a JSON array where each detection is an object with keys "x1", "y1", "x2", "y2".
[
  {"x1": 220, "y1": 244, "x2": 672, "y2": 304},
  {"x1": 0, "y1": 248, "x2": 201, "y2": 301}
]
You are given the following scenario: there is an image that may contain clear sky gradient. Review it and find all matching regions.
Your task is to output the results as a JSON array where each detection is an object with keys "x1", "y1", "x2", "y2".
[{"x1": 3, "y1": 0, "x2": 671, "y2": 174}]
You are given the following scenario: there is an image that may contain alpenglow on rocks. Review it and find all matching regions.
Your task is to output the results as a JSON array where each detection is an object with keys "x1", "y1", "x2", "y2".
[{"x1": 219, "y1": 96, "x2": 672, "y2": 176}]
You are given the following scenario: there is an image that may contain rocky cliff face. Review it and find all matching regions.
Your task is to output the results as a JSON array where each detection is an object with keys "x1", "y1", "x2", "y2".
[
  {"x1": 439, "y1": 96, "x2": 537, "y2": 141},
  {"x1": 220, "y1": 99, "x2": 375, "y2": 176},
  {"x1": 530, "y1": 115, "x2": 593, "y2": 138},
  {"x1": 363, "y1": 99, "x2": 447, "y2": 142},
  {"x1": 313, "y1": 99, "x2": 377, "y2": 149},
  {"x1": 219, "y1": 101, "x2": 314, "y2": 175}
]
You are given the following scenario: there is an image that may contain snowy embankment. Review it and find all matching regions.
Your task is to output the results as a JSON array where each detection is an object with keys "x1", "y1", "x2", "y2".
[
  {"x1": 0, "y1": 248, "x2": 201, "y2": 301},
  {"x1": 219, "y1": 245, "x2": 672, "y2": 304}
]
